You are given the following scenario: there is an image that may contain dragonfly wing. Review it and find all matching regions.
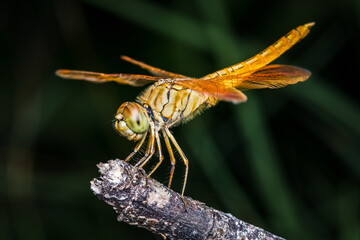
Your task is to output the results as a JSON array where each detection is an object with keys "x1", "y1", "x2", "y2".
[
  {"x1": 55, "y1": 69, "x2": 161, "y2": 87},
  {"x1": 204, "y1": 22, "x2": 314, "y2": 79},
  {"x1": 121, "y1": 56, "x2": 189, "y2": 79},
  {"x1": 210, "y1": 64, "x2": 311, "y2": 91},
  {"x1": 175, "y1": 79, "x2": 247, "y2": 103}
]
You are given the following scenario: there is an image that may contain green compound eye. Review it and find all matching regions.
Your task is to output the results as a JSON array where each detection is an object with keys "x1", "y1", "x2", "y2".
[
  {"x1": 121, "y1": 102, "x2": 149, "y2": 134},
  {"x1": 125, "y1": 110, "x2": 149, "y2": 133}
]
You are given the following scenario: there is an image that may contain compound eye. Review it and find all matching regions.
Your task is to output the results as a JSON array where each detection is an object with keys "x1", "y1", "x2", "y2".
[{"x1": 122, "y1": 103, "x2": 149, "y2": 133}]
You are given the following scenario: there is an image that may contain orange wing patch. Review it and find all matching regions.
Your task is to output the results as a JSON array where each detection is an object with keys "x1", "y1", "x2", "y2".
[
  {"x1": 174, "y1": 64, "x2": 310, "y2": 103},
  {"x1": 175, "y1": 78, "x2": 247, "y2": 103},
  {"x1": 212, "y1": 64, "x2": 311, "y2": 91}
]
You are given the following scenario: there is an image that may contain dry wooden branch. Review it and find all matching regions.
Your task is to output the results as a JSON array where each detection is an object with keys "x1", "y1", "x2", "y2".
[{"x1": 90, "y1": 159, "x2": 285, "y2": 240}]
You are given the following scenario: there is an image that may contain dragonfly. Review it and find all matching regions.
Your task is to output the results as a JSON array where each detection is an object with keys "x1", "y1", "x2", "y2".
[{"x1": 56, "y1": 22, "x2": 314, "y2": 204}]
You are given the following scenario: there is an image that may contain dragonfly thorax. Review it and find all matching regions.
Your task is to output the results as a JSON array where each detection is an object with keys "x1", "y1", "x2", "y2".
[{"x1": 114, "y1": 102, "x2": 149, "y2": 141}]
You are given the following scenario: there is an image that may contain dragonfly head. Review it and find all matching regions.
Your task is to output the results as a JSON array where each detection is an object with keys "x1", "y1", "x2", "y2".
[{"x1": 114, "y1": 102, "x2": 149, "y2": 141}]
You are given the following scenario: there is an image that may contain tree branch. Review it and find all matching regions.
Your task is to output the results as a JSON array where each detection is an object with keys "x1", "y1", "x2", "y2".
[{"x1": 90, "y1": 159, "x2": 285, "y2": 240}]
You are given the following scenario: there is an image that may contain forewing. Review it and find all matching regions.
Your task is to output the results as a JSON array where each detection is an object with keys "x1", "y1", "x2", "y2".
[
  {"x1": 55, "y1": 69, "x2": 161, "y2": 87},
  {"x1": 121, "y1": 56, "x2": 188, "y2": 78},
  {"x1": 175, "y1": 79, "x2": 247, "y2": 103},
  {"x1": 209, "y1": 64, "x2": 311, "y2": 91},
  {"x1": 204, "y1": 22, "x2": 314, "y2": 79}
]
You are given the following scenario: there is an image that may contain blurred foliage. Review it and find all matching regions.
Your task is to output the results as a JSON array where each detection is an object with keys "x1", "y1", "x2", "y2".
[{"x1": 1, "y1": 0, "x2": 359, "y2": 239}]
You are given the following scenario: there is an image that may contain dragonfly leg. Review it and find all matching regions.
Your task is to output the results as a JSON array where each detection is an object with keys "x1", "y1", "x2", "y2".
[
  {"x1": 125, "y1": 131, "x2": 148, "y2": 162},
  {"x1": 145, "y1": 131, "x2": 164, "y2": 185},
  {"x1": 164, "y1": 128, "x2": 188, "y2": 209},
  {"x1": 162, "y1": 129, "x2": 176, "y2": 188},
  {"x1": 135, "y1": 127, "x2": 155, "y2": 170}
]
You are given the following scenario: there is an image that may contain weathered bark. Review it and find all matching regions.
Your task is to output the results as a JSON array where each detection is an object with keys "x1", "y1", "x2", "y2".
[{"x1": 90, "y1": 159, "x2": 285, "y2": 240}]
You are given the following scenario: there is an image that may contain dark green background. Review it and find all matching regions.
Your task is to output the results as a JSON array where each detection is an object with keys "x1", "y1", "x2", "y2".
[{"x1": 1, "y1": 0, "x2": 359, "y2": 239}]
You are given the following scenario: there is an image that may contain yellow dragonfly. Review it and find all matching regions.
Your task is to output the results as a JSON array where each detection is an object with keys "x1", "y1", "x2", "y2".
[{"x1": 56, "y1": 22, "x2": 314, "y2": 203}]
